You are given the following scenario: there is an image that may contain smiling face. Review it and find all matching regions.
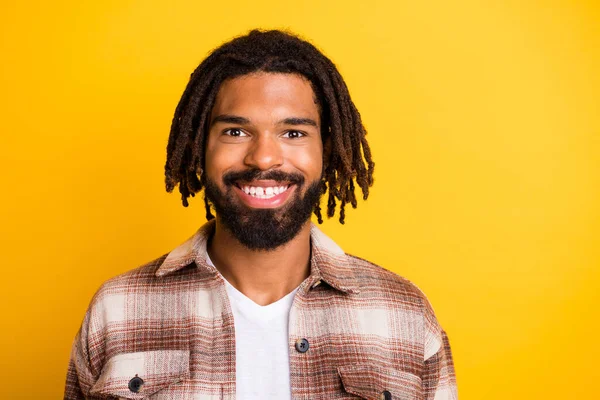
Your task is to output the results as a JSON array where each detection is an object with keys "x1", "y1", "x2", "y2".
[{"x1": 203, "y1": 72, "x2": 325, "y2": 250}]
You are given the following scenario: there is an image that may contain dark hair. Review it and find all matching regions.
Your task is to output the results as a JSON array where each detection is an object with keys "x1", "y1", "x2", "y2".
[{"x1": 164, "y1": 29, "x2": 374, "y2": 224}]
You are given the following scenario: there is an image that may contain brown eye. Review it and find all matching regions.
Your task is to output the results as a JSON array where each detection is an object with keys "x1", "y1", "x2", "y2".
[
  {"x1": 224, "y1": 128, "x2": 247, "y2": 137},
  {"x1": 283, "y1": 130, "x2": 305, "y2": 139}
]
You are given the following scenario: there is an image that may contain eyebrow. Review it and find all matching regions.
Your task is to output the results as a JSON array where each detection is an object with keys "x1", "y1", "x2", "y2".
[
  {"x1": 210, "y1": 114, "x2": 318, "y2": 128},
  {"x1": 281, "y1": 117, "x2": 318, "y2": 127},
  {"x1": 210, "y1": 115, "x2": 250, "y2": 126}
]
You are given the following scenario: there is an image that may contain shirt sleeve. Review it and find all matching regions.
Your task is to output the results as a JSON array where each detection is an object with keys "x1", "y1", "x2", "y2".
[
  {"x1": 64, "y1": 310, "x2": 98, "y2": 399},
  {"x1": 417, "y1": 285, "x2": 458, "y2": 400},
  {"x1": 423, "y1": 329, "x2": 458, "y2": 400},
  {"x1": 64, "y1": 286, "x2": 109, "y2": 400},
  {"x1": 64, "y1": 356, "x2": 85, "y2": 399}
]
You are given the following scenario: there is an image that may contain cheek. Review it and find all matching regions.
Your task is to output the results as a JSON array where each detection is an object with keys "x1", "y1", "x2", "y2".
[
  {"x1": 204, "y1": 136, "x2": 246, "y2": 181},
  {"x1": 284, "y1": 142, "x2": 323, "y2": 181}
]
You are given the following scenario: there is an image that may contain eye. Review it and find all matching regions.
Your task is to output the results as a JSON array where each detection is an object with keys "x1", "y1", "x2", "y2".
[
  {"x1": 282, "y1": 130, "x2": 306, "y2": 139},
  {"x1": 223, "y1": 128, "x2": 248, "y2": 137}
]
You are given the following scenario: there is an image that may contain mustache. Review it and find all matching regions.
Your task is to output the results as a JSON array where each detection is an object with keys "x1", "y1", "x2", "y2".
[{"x1": 222, "y1": 169, "x2": 305, "y2": 186}]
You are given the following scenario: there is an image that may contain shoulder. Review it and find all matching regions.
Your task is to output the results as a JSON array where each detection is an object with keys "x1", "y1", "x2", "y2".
[
  {"x1": 344, "y1": 253, "x2": 447, "y2": 358},
  {"x1": 89, "y1": 253, "x2": 169, "y2": 303},
  {"x1": 345, "y1": 252, "x2": 430, "y2": 307},
  {"x1": 81, "y1": 253, "x2": 176, "y2": 330}
]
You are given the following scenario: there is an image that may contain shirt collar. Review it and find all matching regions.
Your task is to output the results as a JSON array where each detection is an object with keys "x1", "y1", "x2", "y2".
[{"x1": 155, "y1": 219, "x2": 361, "y2": 294}]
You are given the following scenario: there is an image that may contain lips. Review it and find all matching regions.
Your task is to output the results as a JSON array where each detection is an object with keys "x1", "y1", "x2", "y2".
[
  {"x1": 232, "y1": 181, "x2": 296, "y2": 208},
  {"x1": 235, "y1": 182, "x2": 291, "y2": 199}
]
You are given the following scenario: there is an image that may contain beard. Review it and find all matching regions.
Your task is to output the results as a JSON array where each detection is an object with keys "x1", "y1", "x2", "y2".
[{"x1": 203, "y1": 168, "x2": 324, "y2": 251}]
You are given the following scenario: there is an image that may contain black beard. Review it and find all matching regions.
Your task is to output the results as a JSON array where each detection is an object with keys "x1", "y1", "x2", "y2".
[{"x1": 203, "y1": 169, "x2": 324, "y2": 251}]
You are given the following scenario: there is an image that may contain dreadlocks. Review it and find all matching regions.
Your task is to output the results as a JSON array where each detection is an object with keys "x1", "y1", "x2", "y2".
[{"x1": 164, "y1": 29, "x2": 374, "y2": 224}]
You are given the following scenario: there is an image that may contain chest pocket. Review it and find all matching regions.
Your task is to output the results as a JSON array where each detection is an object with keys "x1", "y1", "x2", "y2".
[
  {"x1": 89, "y1": 350, "x2": 190, "y2": 399},
  {"x1": 338, "y1": 364, "x2": 423, "y2": 400}
]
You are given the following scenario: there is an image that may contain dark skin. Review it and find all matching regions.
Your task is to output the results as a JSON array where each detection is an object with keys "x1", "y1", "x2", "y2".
[{"x1": 205, "y1": 72, "x2": 327, "y2": 306}]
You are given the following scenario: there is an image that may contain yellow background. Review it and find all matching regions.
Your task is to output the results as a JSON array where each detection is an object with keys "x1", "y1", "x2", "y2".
[{"x1": 1, "y1": 1, "x2": 598, "y2": 398}]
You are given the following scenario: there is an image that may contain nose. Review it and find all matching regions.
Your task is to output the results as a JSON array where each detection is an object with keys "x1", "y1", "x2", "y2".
[{"x1": 243, "y1": 134, "x2": 284, "y2": 170}]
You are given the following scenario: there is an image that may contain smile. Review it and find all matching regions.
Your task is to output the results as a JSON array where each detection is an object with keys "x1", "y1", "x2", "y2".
[
  {"x1": 239, "y1": 184, "x2": 290, "y2": 199},
  {"x1": 233, "y1": 181, "x2": 296, "y2": 208}
]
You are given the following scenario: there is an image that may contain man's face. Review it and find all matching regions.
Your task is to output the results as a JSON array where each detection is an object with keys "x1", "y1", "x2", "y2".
[{"x1": 204, "y1": 72, "x2": 324, "y2": 250}]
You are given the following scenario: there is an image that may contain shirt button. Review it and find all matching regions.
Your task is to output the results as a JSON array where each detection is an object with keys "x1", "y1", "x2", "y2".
[
  {"x1": 295, "y1": 338, "x2": 310, "y2": 353},
  {"x1": 380, "y1": 390, "x2": 392, "y2": 400},
  {"x1": 128, "y1": 375, "x2": 144, "y2": 393}
]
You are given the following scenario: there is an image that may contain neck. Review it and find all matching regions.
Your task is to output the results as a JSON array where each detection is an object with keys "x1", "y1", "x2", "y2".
[{"x1": 207, "y1": 218, "x2": 312, "y2": 306}]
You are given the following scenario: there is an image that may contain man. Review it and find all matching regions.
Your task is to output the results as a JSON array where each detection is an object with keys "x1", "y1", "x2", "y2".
[{"x1": 65, "y1": 29, "x2": 457, "y2": 399}]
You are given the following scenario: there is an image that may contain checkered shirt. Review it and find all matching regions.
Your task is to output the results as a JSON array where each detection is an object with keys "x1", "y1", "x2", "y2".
[{"x1": 65, "y1": 220, "x2": 457, "y2": 399}]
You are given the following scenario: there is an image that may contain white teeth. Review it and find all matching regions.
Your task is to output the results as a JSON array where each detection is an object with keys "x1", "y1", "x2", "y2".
[{"x1": 240, "y1": 184, "x2": 290, "y2": 199}]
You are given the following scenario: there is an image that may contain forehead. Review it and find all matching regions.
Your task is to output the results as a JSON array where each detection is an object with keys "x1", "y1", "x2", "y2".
[{"x1": 210, "y1": 72, "x2": 320, "y2": 122}]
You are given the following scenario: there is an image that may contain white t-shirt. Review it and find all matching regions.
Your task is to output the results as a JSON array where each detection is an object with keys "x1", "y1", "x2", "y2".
[{"x1": 206, "y1": 254, "x2": 299, "y2": 400}]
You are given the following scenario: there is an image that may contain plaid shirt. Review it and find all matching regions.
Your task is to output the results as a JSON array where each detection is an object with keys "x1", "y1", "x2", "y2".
[{"x1": 65, "y1": 220, "x2": 457, "y2": 399}]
